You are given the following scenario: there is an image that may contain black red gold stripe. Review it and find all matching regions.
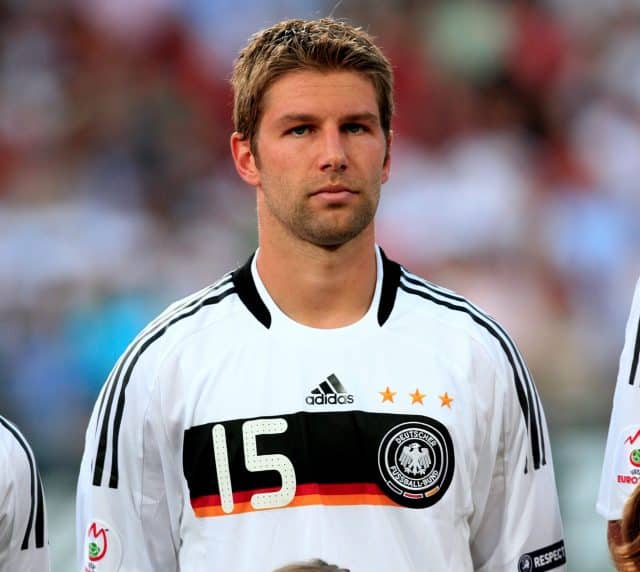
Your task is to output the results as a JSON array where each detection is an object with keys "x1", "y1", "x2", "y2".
[{"x1": 183, "y1": 410, "x2": 453, "y2": 516}]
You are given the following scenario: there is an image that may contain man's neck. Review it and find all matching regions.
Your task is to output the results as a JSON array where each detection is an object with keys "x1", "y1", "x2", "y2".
[{"x1": 256, "y1": 229, "x2": 378, "y2": 329}]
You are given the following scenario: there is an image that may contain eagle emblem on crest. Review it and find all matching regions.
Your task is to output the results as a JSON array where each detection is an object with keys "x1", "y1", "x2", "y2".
[
  {"x1": 377, "y1": 419, "x2": 455, "y2": 509},
  {"x1": 399, "y1": 443, "x2": 431, "y2": 476}
]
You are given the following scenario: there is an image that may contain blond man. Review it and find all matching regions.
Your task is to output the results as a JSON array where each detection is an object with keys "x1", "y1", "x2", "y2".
[{"x1": 77, "y1": 18, "x2": 565, "y2": 571}]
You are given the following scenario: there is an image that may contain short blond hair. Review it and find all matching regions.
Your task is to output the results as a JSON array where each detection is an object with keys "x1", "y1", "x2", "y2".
[
  {"x1": 273, "y1": 558, "x2": 349, "y2": 572},
  {"x1": 231, "y1": 18, "x2": 393, "y2": 148}
]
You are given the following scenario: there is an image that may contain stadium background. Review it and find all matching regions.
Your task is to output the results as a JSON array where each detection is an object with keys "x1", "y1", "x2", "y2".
[{"x1": 1, "y1": 0, "x2": 639, "y2": 569}]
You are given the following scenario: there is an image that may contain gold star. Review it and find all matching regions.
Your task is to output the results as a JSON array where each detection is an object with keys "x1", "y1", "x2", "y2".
[
  {"x1": 409, "y1": 388, "x2": 426, "y2": 405},
  {"x1": 439, "y1": 392, "x2": 454, "y2": 408},
  {"x1": 379, "y1": 386, "x2": 397, "y2": 403}
]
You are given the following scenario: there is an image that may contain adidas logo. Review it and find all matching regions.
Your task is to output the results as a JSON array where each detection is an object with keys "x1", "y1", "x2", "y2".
[{"x1": 306, "y1": 374, "x2": 355, "y2": 406}]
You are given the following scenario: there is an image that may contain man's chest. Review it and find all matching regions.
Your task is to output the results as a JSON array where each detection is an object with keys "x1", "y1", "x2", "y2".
[{"x1": 158, "y1": 333, "x2": 494, "y2": 521}]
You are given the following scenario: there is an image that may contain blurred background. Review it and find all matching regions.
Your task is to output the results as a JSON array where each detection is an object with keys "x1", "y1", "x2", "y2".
[{"x1": 0, "y1": 0, "x2": 638, "y2": 569}]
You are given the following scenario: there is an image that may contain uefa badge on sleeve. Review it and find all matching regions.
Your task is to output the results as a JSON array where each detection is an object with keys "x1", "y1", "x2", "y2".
[
  {"x1": 615, "y1": 425, "x2": 640, "y2": 490},
  {"x1": 84, "y1": 520, "x2": 122, "y2": 571}
]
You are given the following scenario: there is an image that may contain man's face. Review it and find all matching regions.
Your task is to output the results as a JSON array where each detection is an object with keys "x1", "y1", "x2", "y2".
[{"x1": 239, "y1": 69, "x2": 391, "y2": 248}]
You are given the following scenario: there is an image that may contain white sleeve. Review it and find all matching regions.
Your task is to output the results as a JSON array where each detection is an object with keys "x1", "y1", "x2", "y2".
[
  {"x1": 470, "y1": 343, "x2": 566, "y2": 572},
  {"x1": 0, "y1": 417, "x2": 50, "y2": 572},
  {"x1": 597, "y1": 278, "x2": 640, "y2": 521},
  {"x1": 76, "y1": 349, "x2": 180, "y2": 572}
]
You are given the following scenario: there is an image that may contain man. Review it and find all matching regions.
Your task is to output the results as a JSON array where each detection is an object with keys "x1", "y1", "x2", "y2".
[
  {"x1": 77, "y1": 18, "x2": 566, "y2": 571},
  {"x1": 598, "y1": 278, "x2": 640, "y2": 557},
  {"x1": 0, "y1": 415, "x2": 49, "y2": 571}
]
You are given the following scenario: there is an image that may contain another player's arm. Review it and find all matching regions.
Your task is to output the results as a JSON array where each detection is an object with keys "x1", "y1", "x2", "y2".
[
  {"x1": 598, "y1": 278, "x2": 640, "y2": 556},
  {"x1": 76, "y1": 350, "x2": 179, "y2": 571},
  {"x1": 0, "y1": 419, "x2": 50, "y2": 572}
]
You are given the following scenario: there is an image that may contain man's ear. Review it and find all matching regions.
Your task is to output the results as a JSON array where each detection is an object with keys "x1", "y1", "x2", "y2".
[
  {"x1": 230, "y1": 132, "x2": 260, "y2": 187},
  {"x1": 382, "y1": 130, "x2": 392, "y2": 184}
]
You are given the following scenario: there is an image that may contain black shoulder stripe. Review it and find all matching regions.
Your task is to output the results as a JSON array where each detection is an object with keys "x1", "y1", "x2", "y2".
[
  {"x1": 399, "y1": 271, "x2": 546, "y2": 470},
  {"x1": 93, "y1": 276, "x2": 234, "y2": 440},
  {"x1": 34, "y1": 469, "x2": 45, "y2": 548},
  {"x1": 92, "y1": 277, "x2": 236, "y2": 488},
  {"x1": 93, "y1": 279, "x2": 232, "y2": 481},
  {"x1": 628, "y1": 313, "x2": 640, "y2": 386},
  {"x1": 94, "y1": 276, "x2": 235, "y2": 440},
  {"x1": 399, "y1": 271, "x2": 546, "y2": 471},
  {"x1": 0, "y1": 416, "x2": 46, "y2": 549}
]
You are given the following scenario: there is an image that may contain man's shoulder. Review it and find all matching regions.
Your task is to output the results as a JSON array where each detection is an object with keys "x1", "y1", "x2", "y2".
[
  {"x1": 141, "y1": 272, "x2": 242, "y2": 349},
  {"x1": 0, "y1": 416, "x2": 34, "y2": 482},
  {"x1": 395, "y1": 265, "x2": 507, "y2": 349}
]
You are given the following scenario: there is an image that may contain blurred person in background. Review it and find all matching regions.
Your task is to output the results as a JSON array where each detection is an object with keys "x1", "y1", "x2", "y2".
[
  {"x1": 76, "y1": 17, "x2": 566, "y2": 571},
  {"x1": 0, "y1": 415, "x2": 49, "y2": 571},
  {"x1": 599, "y1": 278, "x2": 640, "y2": 565}
]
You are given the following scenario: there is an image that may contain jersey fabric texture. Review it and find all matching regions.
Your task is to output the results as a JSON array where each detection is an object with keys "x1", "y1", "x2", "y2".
[
  {"x1": 0, "y1": 415, "x2": 49, "y2": 572},
  {"x1": 77, "y1": 247, "x2": 566, "y2": 572},
  {"x1": 598, "y1": 277, "x2": 640, "y2": 521}
]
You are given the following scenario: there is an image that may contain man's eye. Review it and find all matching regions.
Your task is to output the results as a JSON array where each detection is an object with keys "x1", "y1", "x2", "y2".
[
  {"x1": 344, "y1": 123, "x2": 366, "y2": 134},
  {"x1": 289, "y1": 125, "x2": 310, "y2": 136}
]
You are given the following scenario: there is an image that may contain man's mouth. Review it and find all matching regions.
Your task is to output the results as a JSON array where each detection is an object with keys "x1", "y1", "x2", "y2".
[{"x1": 310, "y1": 185, "x2": 357, "y2": 198}]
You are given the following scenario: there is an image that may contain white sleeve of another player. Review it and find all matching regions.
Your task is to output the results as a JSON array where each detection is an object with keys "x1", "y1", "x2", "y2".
[
  {"x1": 76, "y1": 352, "x2": 179, "y2": 572},
  {"x1": 470, "y1": 348, "x2": 566, "y2": 572},
  {"x1": 0, "y1": 422, "x2": 50, "y2": 572},
  {"x1": 597, "y1": 278, "x2": 640, "y2": 521}
]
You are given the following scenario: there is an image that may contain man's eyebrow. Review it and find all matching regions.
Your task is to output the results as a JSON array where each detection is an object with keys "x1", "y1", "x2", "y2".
[
  {"x1": 276, "y1": 113, "x2": 319, "y2": 125},
  {"x1": 275, "y1": 112, "x2": 381, "y2": 126},
  {"x1": 342, "y1": 112, "x2": 380, "y2": 124}
]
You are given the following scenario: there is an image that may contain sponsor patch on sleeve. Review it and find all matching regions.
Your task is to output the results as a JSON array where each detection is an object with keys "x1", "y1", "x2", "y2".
[
  {"x1": 84, "y1": 520, "x2": 122, "y2": 572},
  {"x1": 518, "y1": 540, "x2": 566, "y2": 571},
  {"x1": 614, "y1": 425, "x2": 640, "y2": 490}
]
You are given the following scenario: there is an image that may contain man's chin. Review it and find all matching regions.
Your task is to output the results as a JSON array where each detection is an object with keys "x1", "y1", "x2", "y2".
[{"x1": 299, "y1": 224, "x2": 371, "y2": 249}]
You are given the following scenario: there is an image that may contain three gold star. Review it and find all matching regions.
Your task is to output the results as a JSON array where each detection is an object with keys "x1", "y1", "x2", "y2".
[
  {"x1": 378, "y1": 386, "x2": 454, "y2": 408},
  {"x1": 439, "y1": 392, "x2": 454, "y2": 408},
  {"x1": 409, "y1": 388, "x2": 426, "y2": 405},
  {"x1": 379, "y1": 386, "x2": 397, "y2": 403}
]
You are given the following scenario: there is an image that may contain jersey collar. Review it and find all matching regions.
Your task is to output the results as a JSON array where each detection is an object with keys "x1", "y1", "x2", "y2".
[{"x1": 231, "y1": 246, "x2": 401, "y2": 330}]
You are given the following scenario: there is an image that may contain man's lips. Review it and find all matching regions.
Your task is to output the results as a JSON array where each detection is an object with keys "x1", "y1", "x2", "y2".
[{"x1": 310, "y1": 186, "x2": 357, "y2": 198}]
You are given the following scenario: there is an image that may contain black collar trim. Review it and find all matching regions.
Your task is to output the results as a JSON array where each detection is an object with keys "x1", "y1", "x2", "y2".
[
  {"x1": 377, "y1": 248, "x2": 401, "y2": 326},
  {"x1": 232, "y1": 248, "x2": 401, "y2": 329},
  {"x1": 232, "y1": 254, "x2": 272, "y2": 329}
]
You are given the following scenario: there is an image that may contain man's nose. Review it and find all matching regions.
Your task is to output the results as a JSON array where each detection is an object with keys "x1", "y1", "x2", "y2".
[{"x1": 319, "y1": 129, "x2": 347, "y2": 172}]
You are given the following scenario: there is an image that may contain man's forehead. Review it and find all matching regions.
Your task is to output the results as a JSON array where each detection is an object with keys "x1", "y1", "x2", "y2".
[
  {"x1": 260, "y1": 69, "x2": 380, "y2": 119},
  {"x1": 273, "y1": 111, "x2": 381, "y2": 127}
]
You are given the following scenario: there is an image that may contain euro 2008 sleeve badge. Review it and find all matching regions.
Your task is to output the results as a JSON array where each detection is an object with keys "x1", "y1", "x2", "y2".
[
  {"x1": 377, "y1": 419, "x2": 455, "y2": 508},
  {"x1": 84, "y1": 520, "x2": 122, "y2": 571}
]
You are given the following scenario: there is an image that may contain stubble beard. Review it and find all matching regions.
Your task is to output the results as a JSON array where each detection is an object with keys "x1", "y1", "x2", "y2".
[{"x1": 262, "y1": 181, "x2": 380, "y2": 248}]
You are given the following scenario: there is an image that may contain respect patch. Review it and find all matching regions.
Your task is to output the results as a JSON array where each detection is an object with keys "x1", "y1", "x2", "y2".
[{"x1": 518, "y1": 540, "x2": 566, "y2": 571}]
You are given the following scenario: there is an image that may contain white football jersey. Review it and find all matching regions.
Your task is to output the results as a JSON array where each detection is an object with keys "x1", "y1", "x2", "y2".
[
  {"x1": 0, "y1": 415, "x2": 49, "y2": 572},
  {"x1": 598, "y1": 277, "x2": 640, "y2": 520},
  {"x1": 77, "y1": 247, "x2": 566, "y2": 572}
]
